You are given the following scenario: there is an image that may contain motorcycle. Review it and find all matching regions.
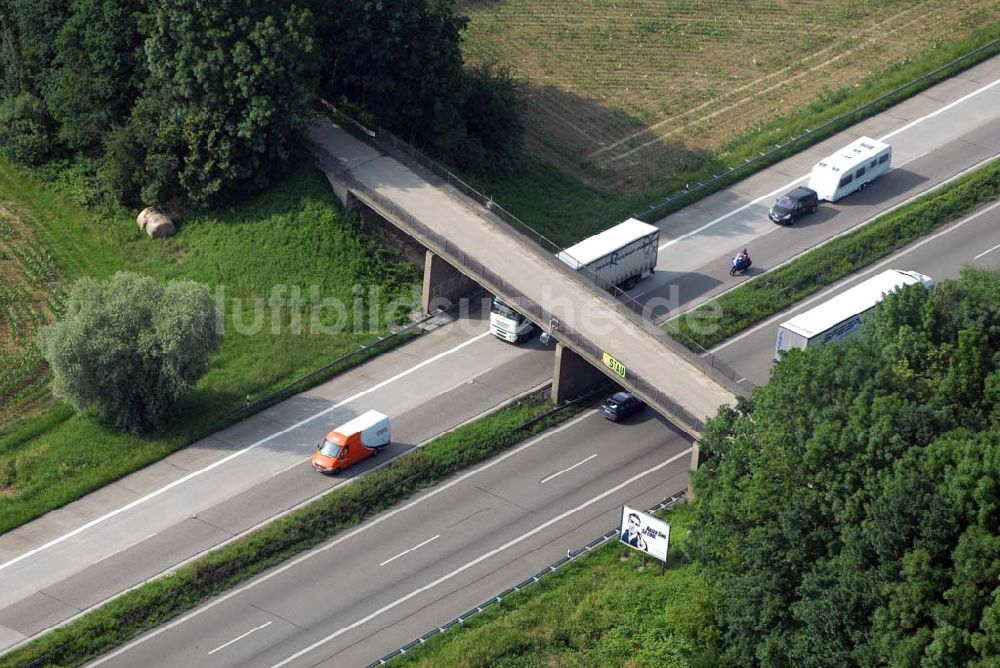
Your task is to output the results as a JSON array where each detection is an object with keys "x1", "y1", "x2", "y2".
[{"x1": 729, "y1": 254, "x2": 752, "y2": 276}]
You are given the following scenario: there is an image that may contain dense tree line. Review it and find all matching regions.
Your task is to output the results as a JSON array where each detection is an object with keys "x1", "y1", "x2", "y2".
[
  {"x1": 0, "y1": 0, "x2": 522, "y2": 208},
  {"x1": 691, "y1": 266, "x2": 1000, "y2": 666}
]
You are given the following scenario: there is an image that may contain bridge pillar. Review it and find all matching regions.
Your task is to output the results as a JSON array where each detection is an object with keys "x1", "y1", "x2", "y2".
[
  {"x1": 552, "y1": 342, "x2": 608, "y2": 404},
  {"x1": 421, "y1": 251, "x2": 479, "y2": 313},
  {"x1": 686, "y1": 442, "x2": 708, "y2": 502}
]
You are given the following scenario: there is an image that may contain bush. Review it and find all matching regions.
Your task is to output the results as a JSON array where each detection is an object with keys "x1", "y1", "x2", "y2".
[
  {"x1": 0, "y1": 93, "x2": 57, "y2": 165},
  {"x1": 38, "y1": 272, "x2": 222, "y2": 432}
]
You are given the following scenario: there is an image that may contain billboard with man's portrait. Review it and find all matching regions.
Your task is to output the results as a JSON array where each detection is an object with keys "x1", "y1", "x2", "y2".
[{"x1": 619, "y1": 505, "x2": 670, "y2": 562}]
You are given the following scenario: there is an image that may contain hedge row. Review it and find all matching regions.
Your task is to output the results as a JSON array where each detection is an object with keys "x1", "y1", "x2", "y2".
[
  {"x1": 1, "y1": 393, "x2": 593, "y2": 668},
  {"x1": 667, "y1": 158, "x2": 1000, "y2": 349}
]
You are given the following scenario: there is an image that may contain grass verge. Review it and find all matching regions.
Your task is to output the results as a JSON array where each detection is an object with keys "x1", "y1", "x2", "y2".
[
  {"x1": 393, "y1": 503, "x2": 722, "y2": 668},
  {"x1": 667, "y1": 157, "x2": 1000, "y2": 349},
  {"x1": 476, "y1": 30, "x2": 1000, "y2": 246},
  {"x1": 0, "y1": 391, "x2": 596, "y2": 668},
  {"x1": 0, "y1": 159, "x2": 420, "y2": 532}
]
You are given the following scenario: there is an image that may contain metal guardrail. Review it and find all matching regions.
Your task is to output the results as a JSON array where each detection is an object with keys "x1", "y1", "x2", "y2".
[
  {"x1": 631, "y1": 39, "x2": 1000, "y2": 222},
  {"x1": 365, "y1": 489, "x2": 690, "y2": 667},
  {"x1": 314, "y1": 152, "x2": 711, "y2": 435},
  {"x1": 208, "y1": 312, "x2": 433, "y2": 432},
  {"x1": 317, "y1": 99, "x2": 751, "y2": 399}
]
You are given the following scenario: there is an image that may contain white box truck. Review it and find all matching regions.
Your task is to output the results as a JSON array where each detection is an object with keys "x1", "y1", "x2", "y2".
[
  {"x1": 775, "y1": 269, "x2": 934, "y2": 358},
  {"x1": 556, "y1": 218, "x2": 659, "y2": 291},
  {"x1": 808, "y1": 136, "x2": 891, "y2": 201},
  {"x1": 489, "y1": 296, "x2": 535, "y2": 343}
]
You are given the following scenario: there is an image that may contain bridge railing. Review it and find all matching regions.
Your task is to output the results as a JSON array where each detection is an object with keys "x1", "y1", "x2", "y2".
[
  {"x1": 315, "y1": 152, "x2": 713, "y2": 434},
  {"x1": 317, "y1": 102, "x2": 752, "y2": 397}
]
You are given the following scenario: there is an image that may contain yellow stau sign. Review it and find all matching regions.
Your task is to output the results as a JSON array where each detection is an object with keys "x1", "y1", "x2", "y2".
[{"x1": 601, "y1": 352, "x2": 626, "y2": 378}]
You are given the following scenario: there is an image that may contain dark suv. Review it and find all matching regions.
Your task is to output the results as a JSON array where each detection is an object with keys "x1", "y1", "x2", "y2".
[
  {"x1": 600, "y1": 392, "x2": 645, "y2": 421},
  {"x1": 769, "y1": 187, "x2": 818, "y2": 225}
]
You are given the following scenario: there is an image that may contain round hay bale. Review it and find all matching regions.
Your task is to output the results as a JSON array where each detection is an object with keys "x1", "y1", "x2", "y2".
[{"x1": 137, "y1": 207, "x2": 176, "y2": 238}]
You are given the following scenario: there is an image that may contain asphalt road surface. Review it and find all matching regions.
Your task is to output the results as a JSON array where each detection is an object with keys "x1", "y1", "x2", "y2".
[
  {"x1": 629, "y1": 56, "x2": 1000, "y2": 319},
  {"x1": 711, "y1": 200, "x2": 1000, "y2": 386},
  {"x1": 90, "y1": 409, "x2": 691, "y2": 668},
  {"x1": 0, "y1": 310, "x2": 554, "y2": 652}
]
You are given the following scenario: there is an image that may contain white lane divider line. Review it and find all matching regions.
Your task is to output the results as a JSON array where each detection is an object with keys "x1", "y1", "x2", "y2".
[
  {"x1": 86, "y1": 411, "x2": 597, "y2": 668},
  {"x1": 208, "y1": 621, "x2": 272, "y2": 655},
  {"x1": 974, "y1": 240, "x2": 1000, "y2": 260},
  {"x1": 656, "y1": 76, "x2": 1000, "y2": 252},
  {"x1": 92, "y1": 532, "x2": 158, "y2": 566},
  {"x1": 269, "y1": 446, "x2": 693, "y2": 668},
  {"x1": 0, "y1": 331, "x2": 492, "y2": 573},
  {"x1": 540, "y1": 454, "x2": 597, "y2": 484},
  {"x1": 379, "y1": 535, "x2": 441, "y2": 567}
]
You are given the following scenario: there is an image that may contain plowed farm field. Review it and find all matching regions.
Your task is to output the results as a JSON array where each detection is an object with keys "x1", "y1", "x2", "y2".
[{"x1": 460, "y1": 0, "x2": 997, "y2": 192}]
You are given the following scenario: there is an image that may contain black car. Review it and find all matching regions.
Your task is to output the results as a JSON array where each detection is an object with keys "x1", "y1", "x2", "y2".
[
  {"x1": 600, "y1": 391, "x2": 645, "y2": 421},
  {"x1": 769, "y1": 186, "x2": 819, "y2": 224}
]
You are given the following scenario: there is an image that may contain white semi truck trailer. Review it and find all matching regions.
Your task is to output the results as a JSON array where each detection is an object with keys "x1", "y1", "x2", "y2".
[
  {"x1": 556, "y1": 218, "x2": 659, "y2": 291},
  {"x1": 775, "y1": 269, "x2": 934, "y2": 358}
]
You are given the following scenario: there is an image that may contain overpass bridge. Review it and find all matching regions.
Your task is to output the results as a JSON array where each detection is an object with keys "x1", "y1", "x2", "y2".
[{"x1": 308, "y1": 119, "x2": 747, "y2": 438}]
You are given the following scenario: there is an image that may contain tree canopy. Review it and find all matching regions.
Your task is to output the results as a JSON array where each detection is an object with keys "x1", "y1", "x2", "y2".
[
  {"x1": 0, "y1": 0, "x2": 524, "y2": 206},
  {"x1": 38, "y1": 272, "x2": 221, "y2": 432},
  {"x1": 691, "y1": 266, "x2": 1000, "y2": 666}
]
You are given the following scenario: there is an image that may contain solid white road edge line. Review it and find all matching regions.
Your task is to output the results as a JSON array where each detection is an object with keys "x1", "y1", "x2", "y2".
[
  {"x1": 654, "y1": 76, "x2": 1000, "y2": 252},
  {"x1": 0, "y1": 331, "x2": 492, "y2": 573},
  {"x1": 86, "y1": 409, "x2": 598, "y2": 667},
  {"x1": 379, "y1": 535, "x2": 441, "y2": 567},
  {"x1": 268, "y1": 446, "x2": 693, "y2": 668},
  {"x1": 712, "y1": 198, "x2": 1000, "y2": 352}
]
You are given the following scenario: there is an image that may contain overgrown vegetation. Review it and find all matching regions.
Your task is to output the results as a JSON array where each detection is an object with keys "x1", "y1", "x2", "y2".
[
  {"x1": 0, "y1": 164, "x2": 418, "y2": 533},
  {"x1": 667, "y1": 157, "x2": 1000, "y2": 348},
  {"x1": 692, "y1": 267, "x2": 1000, "y2": 665},
  {"x1": 39, "y1": 272, "x2": 220, "y2": 432},
  {"x1": 0, "y1": 395, "x2": 587, "y2": 668},
  {"x1": 0, "y1": 0, "x2": 524, "y2": 208}
]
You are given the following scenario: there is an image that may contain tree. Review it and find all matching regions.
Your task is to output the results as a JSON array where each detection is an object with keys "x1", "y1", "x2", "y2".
[
  {"x1": 46, "y1": 0, "x2": 146, "y2": 151},
  {"x1": 0, "y1": 92, "x2": 56, "y2": 164},
  {"x1": 690, "y1": 267, "x2": 1000, "y2": 666},
  {"x1": 38, "y1": 272, "x2": 221, "y2": 432},
  {"x1": 126, "y1": 0, "x2": 320, "y2": 206}
]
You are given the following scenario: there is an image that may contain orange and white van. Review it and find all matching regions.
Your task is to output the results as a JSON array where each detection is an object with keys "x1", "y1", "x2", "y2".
[{"x1": 311, "y1": 410, "x2": 390, "y2": 474}]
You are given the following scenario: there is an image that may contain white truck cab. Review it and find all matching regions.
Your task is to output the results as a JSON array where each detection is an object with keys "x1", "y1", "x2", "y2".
[{"x1": 489, "y1": 297, "x2": 535, "y2": 343}]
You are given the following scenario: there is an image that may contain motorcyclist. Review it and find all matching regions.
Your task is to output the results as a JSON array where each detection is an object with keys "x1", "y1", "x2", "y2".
[{"x1": 739, "y1": 248, "x2": 751, "y2": 270}]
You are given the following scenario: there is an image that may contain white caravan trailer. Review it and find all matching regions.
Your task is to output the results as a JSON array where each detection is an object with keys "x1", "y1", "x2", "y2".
[
  {"x1": 775, "y1": 269, "x2": 934, "y2": 358},
  {"x1": 807, "y1": 136, "x2": 891, "y2": 201}
]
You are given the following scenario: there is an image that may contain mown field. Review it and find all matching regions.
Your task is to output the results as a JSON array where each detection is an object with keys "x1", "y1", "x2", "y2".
[
  {"x1": 0, "y1": 158, "x2": 418, "y2": 530},
  {"x1": 460, "y1": 0, "x2": 997, "y2": 193}
]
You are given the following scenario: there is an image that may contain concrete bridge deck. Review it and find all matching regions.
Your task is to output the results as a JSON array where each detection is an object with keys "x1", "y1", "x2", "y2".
[{"x1": 309, "y1": 120, "x2": 743, "y2": 436}]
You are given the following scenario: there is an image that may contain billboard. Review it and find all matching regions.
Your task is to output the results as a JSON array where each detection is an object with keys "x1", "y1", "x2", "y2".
[{"x1": 619, "y1": 506, "x2": 670, "y2": 562}]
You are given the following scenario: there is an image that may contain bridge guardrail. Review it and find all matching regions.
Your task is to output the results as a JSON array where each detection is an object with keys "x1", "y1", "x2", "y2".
[
  {"x1": 364, "y1": 489, "x2": 689, "y2": 667},
  {"x1": 316, "y1": 105, "x2": 752, "y2": 400},
  {"x1": 315, "y1": 153, "x2": 710, "y2": 434}
]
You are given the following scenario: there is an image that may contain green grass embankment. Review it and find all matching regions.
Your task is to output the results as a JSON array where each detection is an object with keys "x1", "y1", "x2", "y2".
[
  {"x1": 668, "y1": 158, "x2": 1000, "y2": 349},
  {"x1": 395, "y1": 503, "x2": 721, "y2": 668},
  {"x1": 0, "y1": 161, "x2": 419, "y2": 533},
  {"x1": 0, "y1": 394, "x2": 591, "y2": 668}
]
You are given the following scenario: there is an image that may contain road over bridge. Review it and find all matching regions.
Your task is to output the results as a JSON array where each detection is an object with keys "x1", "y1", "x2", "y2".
[{"x1": 309, "y1": 120, "x2": 744, "y2": 437}]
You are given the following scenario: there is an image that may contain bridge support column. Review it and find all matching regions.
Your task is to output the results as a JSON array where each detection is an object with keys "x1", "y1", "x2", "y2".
[
  {"x1": 421, "y1": 251, "x2": 479, "y2": 313},
  {"x1": 686, "y1": 442, "x2": 708, "y2": 502},
  {"x1": 552, "y1": 342, "x2": 608, "y2": 404}
]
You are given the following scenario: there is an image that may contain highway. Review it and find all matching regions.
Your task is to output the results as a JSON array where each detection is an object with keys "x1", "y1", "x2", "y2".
[
  {"x1": 0, "y1": 308, "x2": 554, "y2": 652},
  {"x1": 712, "y1": 200, "x2": 1000, "y2": 386},
  {"x1": 91, "y1": 408, "x2": 691, "y2": 668},
  {"x1": 0, "y1": 54, "x2": 996, "y2": 667},
  {"x1": 629, "y1": 56, "x2": 1000, "y2": 319}
]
